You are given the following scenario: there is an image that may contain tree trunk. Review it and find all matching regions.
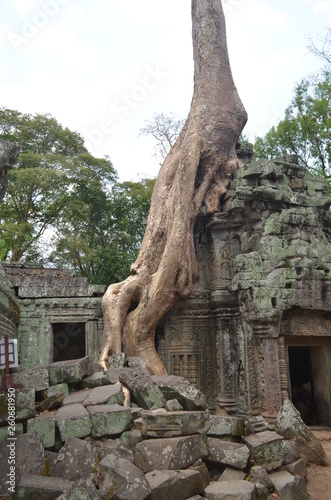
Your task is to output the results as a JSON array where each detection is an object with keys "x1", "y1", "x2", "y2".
[
  {"x1": 0, "y1": 139, "x2": 20, "y2": 203},
  {"x1": 99, "y1": 0, "x2": 247, "y2": 373}
]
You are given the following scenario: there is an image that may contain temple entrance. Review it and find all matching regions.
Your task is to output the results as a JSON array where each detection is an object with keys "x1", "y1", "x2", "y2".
[
  {"x1": 52, "y1": 323, "x2": 86, "y2": 362},
  {"x1": 286, "y1": 338, "x2": 331, "y2": 427}
]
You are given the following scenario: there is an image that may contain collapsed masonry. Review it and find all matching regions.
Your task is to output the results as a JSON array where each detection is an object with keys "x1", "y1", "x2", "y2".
[{"x1": 1, "y1": 152, "x2": 331, "y2": 427}]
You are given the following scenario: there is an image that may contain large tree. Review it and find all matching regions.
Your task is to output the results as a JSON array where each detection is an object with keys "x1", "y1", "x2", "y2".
[
  {"x1": 99, "y1": 0, "x2": 247, "y2": 373},
  {"x1": 0, "y1": 108, "x2": 116, "y2": 262}
]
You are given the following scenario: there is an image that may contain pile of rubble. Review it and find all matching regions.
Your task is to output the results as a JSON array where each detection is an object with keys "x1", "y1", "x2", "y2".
[{"x1": 0, "y1": 355, "x2": 327, "y2": 499}]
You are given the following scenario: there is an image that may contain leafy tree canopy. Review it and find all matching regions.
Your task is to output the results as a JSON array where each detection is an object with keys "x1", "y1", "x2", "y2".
[
  {"x1": 254, "y1": 71, "x2": 331, "y2": 184},
  {"x1": 0, "y1": 107, "x2": 155, "y2": 285}
]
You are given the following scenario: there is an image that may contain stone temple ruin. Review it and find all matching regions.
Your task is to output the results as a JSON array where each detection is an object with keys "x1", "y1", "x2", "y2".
[
  {"x1": 0, "y1": 146, "x2": 330, "y2": 498},
  {"x1": 1, "y1": 146, "x2": 331, "y2": 428}
]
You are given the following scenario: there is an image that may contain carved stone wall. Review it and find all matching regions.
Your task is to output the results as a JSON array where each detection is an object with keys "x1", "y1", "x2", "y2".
[
  {"x1": 162, "y1": 155, "x2": 331, "y2": 423},
  {"x1": 3, "y1": 264, "x2": 105, "y2": 369}
]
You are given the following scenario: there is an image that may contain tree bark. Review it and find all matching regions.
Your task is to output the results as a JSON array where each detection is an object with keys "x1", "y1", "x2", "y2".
[
  {"x1": 0, "y1": 139, "x2": 20, "y2": 203},
  {"x1": 99, "y1": 0, "x2": 247, "y2": 373}
]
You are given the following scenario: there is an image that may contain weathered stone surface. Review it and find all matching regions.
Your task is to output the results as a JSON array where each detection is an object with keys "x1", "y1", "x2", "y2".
[
  {"x1": 55, "y1": 477, "x2": 101, "y2": 500},
  {"x1": 190, "y1": 460, "x2": 211, "y2": 491},
  {"x1": 146, "y1": 469, "x2": 203, "y2": 500},
  {"x1": 50, "y1": 437, "x2": 96, "y2": 481},
  {"x1": 121, "y1": 429, "x2": 144, "y2": 452},
  {"x1": 99, "y1": 454, "x2": 152, "y2": 500},
  {"x1": 97, "y1": 437, "x2": 134, "y2": 462},
  {"x1": 250, "y1": 465, "x2": 273, "y2": 489},
  {"x1": 283, "y1": 457, "x2": 307, "y2": 478},
  {"x1": 17, "y1": 474, "x2": 74, "y2": 500},
  {"x1": 108, "y1": 352, "x2": 125, "y2": 369},
  {"x1": 165, "y1": 399, "x2": 183, "y2": 411},
  {"x1": 207, "y1": 415, "x2": 246, "y2": 437},
  {"x1": 141, "y1": 409, "x2": 210, "y2": 437},
  {"x1": 47, "y1": 383, "x2": 69, "y2": 400},
  {"x1": 12, "y1": 366, "x2": 49, "y2": 391},
  {"x1": 56, "y1": 403, "x2": 92, "y2": 441},
  {"x1": 83, "y1": 383, "x2": 124, "y2": 406},
  {"x1": 282, "y1": 439, "x2": 301, "y2": 465},
  {"x1": 48, "y1": 356, "x2": 93, "y2": 385},
  {"x1": 269, "y1": 470, "x2": 309, "y2": 499},
  {"x1": 135, "y1": 435, "x2": 208, "y2": 473},
  {"x1": 151, "y1": 375, "x2": 207, "y2": 411},
  {"x1": 0, "y1": 422, "x2": 23, "y2": 443},
  {"x1": 15, "y1": 388, "x2": 36, "y2": 421},
  {"x1": 126, "y1": 356, "x2": 148, "y2": 369},
  {"x1": 105, "y1": 367, "x2": 121, "y2": 384},
  {"x1": 27, "y1": 413, "x2": 55, "y2": 448},
  {"x1": 219, "y1": 468, "x2": 246, "y2": 481},
  {"x1": 16, "y1": 433, "x2": 45, "y2": 476},
  {"x1": 120, "y1": 371, "x2": 166, "y2": 411},
  {"x1": 242, "y1": 430, "x2": 285, "y2": 471},
  {"x1": 275, "y1": 399, "x2": 327, "y2": 464},
  {"x1": 87, "y1": 404, "x2": 131, "y2": 437},
  {"x1": 206, "y1": 437, "x2": 251, "y2": 470},
  {"x1": 81, "y1": 371, "x2": 111, "y2": 388},
  {"x1": 62, "y1": 388, "x2": 92, "y2": 405},
  {"x1": 204, "y1": 480, "x2": 262, "y2": 499}
]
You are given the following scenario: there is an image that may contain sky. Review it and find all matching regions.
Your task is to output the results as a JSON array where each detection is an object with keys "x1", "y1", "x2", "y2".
[{"x1": 1, "y1": 0, "x2": 330, "y2": 181}]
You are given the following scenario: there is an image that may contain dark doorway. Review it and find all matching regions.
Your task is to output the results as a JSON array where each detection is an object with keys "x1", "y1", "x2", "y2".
[
  {"x1": 53, "y1": 323, "x2": 85, "y2": 362},
  {"x1": 288, "y1": 346, "x2": 318, "y2": 425}
]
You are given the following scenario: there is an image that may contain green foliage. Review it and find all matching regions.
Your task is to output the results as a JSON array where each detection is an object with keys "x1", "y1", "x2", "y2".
[
  {"x1": 0, "y1": 107, "x2": 117, "y2": 263},
  {"x1": 254, "y1": 72, "x2": 331, "y2": 185},
  {"x1": 50, "y1": 178, "x2": 155, "y2": 285}
]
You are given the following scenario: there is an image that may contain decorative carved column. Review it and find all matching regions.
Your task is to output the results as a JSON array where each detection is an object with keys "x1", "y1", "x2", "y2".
[{"x1": 253, "y1": 322, "x2": 282, "y2": 420}]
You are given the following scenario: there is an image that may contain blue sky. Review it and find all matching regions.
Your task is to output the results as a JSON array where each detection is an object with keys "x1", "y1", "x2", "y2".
[{"x1": 1, "y1": 0, "x2": 330, "y2": 180}]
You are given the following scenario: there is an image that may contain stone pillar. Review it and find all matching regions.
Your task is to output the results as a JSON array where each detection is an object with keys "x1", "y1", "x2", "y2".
[{"x1": 253, "y1": 323, "x2": 282, "y2": 420}]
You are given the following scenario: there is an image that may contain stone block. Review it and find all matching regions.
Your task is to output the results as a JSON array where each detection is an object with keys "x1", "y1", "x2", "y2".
[
  {"x1": 151, "y1": 375, "x2": 207, "y2": 410},
  {"x1": 87, "y1": 404, "x2": 131, "y2": 437},
  {"x1": 55, "y1": 477, "x2": 101, "y2": 500},
  {"x1": 282, "y1": 439, "x2": 301, "y2": 465},
  {"x1": 145, "y1": 469, "x2": 203, "y2": 500},
  {"x1": 108, "y1": 352, "x2": 125, "y2": 368},
  {"x1": 204, "y1": 480, "x2": 261, "y2": 499},
  {"x1": 242, "y1": 430, "x2": 285, "y2": 471},
  {"x1": 165, "y1": 399, "x2": 183, "y2": 411},
  {"x1": 120, "y1": 429, "x2": 144, "y2": 452},
  {"x1": 97, "y1": 437, "x2": 134, "y2": 462},
  {"x1": 135, "y1": 435, "x2": 208, "y2": 473},
  {"x1": 17, "y1": 474, "x2": 74, "y2": 500},
  {"x1": 0, "y1": 422, "x2": 23, "y2": 443},
  {"x1": 50, "y1": 437, "x2": 96, "y2": 481},
  {"x1": 120, "y1": 371, "x2": 166, "y2": 410},
  {"x1": 46, "y1": 383, "x2": 69, "y2": 400},
  {"x1": 56, "y1": 403, "x2": 92, "y2": 441},
  {"x1": 81, "y1": 371, "x2": 112, "y2": 388},
  {"x1": 16, "y1": 434, "x2": 45, "y2": 476},
  {"x1": 48, "y1": 356, "x2": 93, "y2": 385},
  {"x1": 276, "y1": 399, "x2": 327, "y2": 464},
  {"x1": 99, "y1": 454, "x2": 152, "y2": 500},
  {"x1": 62, "y1": 388, "x2": 92, "y2": 405},
  {"x1": 283, "y1": 457, "x2": 307, "y2": 478},
  {"x1": 15, "y1": 389, "x2": 36, "y2": 421},
  {"x1": 207, "y1": 415, "x2": 246, "y2": 437},
  {"x1": 105, "y1": 367, "x2": 121, "y2": 384},
  {"x1": 12, "y1": 366, "x2": 49, "y2": 391},
  {"x1": 141, "y1": 409, "x2": 210, "y2": 437},
  {"x1": 189, "y1": 460, "x2": 211, "y2": 491},
  {"x1": 219, "y1": 468, "x2": 246, "y2": 481},
  {"x1": 206, "y1": 437, "x2": 251, "y2": 470},
  {"x1": 269, "y1": 470, "x2": 309, "y2": 499},
  {"x1": 27, "y1": 413, "x2": 56, "y2": 448},
  {"x1": 83, "y1": 383, "x2": 124, "y2": 406},
  {"x1": 250, "y1": 465, "x2": 273, "y2": 489}
]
